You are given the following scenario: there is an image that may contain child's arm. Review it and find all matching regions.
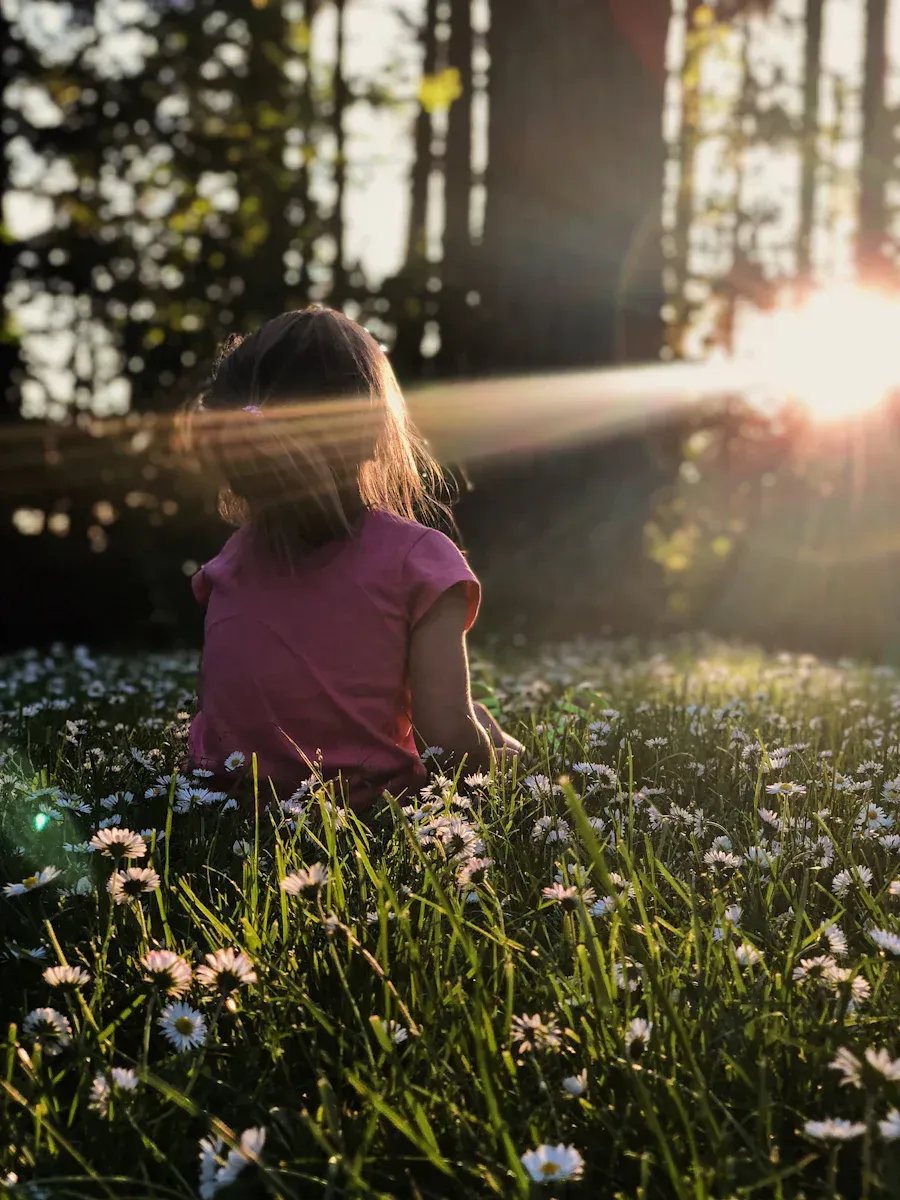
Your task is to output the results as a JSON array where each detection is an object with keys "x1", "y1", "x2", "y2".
[{"x1": 409, "y1": 584, "x2": 521, "y2": 771}]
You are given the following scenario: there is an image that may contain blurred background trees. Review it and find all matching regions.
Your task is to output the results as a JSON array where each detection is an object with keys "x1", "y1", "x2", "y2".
[{"x1": 4, "y1": 0, "x2": 900, "y2": 656}]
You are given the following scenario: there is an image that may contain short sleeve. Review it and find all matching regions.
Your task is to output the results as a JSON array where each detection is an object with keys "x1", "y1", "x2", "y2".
[
  {"x1": 191, "y1": 567, "x2": 212, "y2": 606},
  {"x1": 403, "y1": 528, "x2": 481, "y2": 631}
]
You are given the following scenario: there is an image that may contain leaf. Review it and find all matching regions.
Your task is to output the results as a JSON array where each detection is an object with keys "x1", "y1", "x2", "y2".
[{"x1": 419, "y1": 68, "x2": 463, "y2": 114}]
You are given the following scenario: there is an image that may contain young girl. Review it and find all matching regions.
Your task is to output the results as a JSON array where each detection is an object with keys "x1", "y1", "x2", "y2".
[{"x1": 187, "y1": 306, "x2": 522, "y2": 810}]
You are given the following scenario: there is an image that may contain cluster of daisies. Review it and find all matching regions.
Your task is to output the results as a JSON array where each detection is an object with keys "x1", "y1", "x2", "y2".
[
  {"x1": 8, "y1": 639, "x2": 900, "y2": 1189},
  {"x1": 22, "y1": 945, "x2": 257, "y2": 1064},
  {"x1": 803, "y1": 1047, "x2": 900, "y2": 1143}
]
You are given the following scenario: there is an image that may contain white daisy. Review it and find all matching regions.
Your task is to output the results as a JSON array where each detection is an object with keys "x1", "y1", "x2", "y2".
[
  {"x1": 199, "y1": 1126, "x2": 266, "y2": 1200},
  {"x1": 108, "y1": 867, "x2": 161, "y2": 905},
  {"x1": 520, "y1": 1143, "x2": 584, "y2": 1184},
  {"x1": 280, "y1": 863, "x2": 330, "y2": 894},
  {"x1": 804, "y1": 1118, "x2": 866, "y2": 1141},
  {"x1": 89, "y1": 828, "x2": 147, "y2": 860},
  {"x1": 22, "y1": 1007, "x2": 72, "y2": 1055},
  {"x1": 793, "y1": 955, "x2": 838, "y2": 983},
  {"x1": 43, "y1": 964, "x2": 90, "y2": 988},
  {"x1": 879, "y1": 1109, "x2": 900, "y2": 1140},
  {"x1": 196, "y1": 948, "x2": 257, "y2": 992},
  {"x1": 224, "y1": 751, "x2": 246, "y2": 772},
  {"x1": 435, "y1": 817, "x2": 483, "y2": 860},
  {"x1": 824, "y1": 923, "x2": 848, "y2": 958},
  {"x1": 158, "y1": 1001, "x2": 207, "y2": 1051},
  {"x1": 174, "y1": 786, "x2": 227, "y2": 811},
  {"x1": 869, "y1": 928, "x2": 900, "y2": 955},
  {"x1": 463, "y1": 771, "x2": 490, "y2": 789},
  {"x1": 531, "y1": 815, "x2": 570, "y2": 843},
  {"x1": 734, "y1": 943, "x2": 764, "y2": 967},
  {"x1": 625, "y1": 1017, "x2": 653, "y2": 1051},
  {"x1": 510, "y1": 1012, "x2": 563, "y2": 1054},
  {"x1": 88, "y1": 1075, "x2": 111, "y2": 1116},
  {"x1": 377, "y1": 1019, "x2": 408, "y2": 1045},
  {"x1": 703, "y1": 849, "x2": 743, "y2": 869},
  {"x1": 541, "y1": 882, "x2": 596, "y2": 911},
  {"x1": 865, "y1": 1047, "x2": 900, "y2": 1082},
  {"x1": 613, "y1": 959, "x2": 644, "y2": 992},
  {"x1": 831, "y1": 870, "x2": 854, "y2": 896},
  {"x1": 7, "y1": 944, "x2": 48, "y2": 962},
  {"x1": 746, "y1": 845, "x2": 774, "y2": 870},
  {"x1": 55, "y1": 796, "x2": 91, "y2": 814},
  {"x1": 89, "y1": 1067, "x2": 138, "y2": 1116},
  {"x1": 4, "y1": 866, "x2": 61, "y2": 897},
  {"x1": 457, "y1": 857, "x2": 493, "y2": 888},
  {"x1": 562, "y1": 1070, "x2": 587, "y2": 1097},
  {"x1": 141, "y1": 949, "x2": 193, "y2": 996},
  {"x1": 829, "y1": 1047, "x2": 862, "y2": 1087},
  {"x1": 765, "y1": 781, "x2": 806, "y2": 797},
  {"x1": 198, "y1": 1135, "x2": 223, "y2": 1200}
]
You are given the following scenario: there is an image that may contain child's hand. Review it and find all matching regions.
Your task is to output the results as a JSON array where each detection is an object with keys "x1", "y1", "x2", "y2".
[{"x1": 473, "y1": 702, "x2": 524, "y2": 767}]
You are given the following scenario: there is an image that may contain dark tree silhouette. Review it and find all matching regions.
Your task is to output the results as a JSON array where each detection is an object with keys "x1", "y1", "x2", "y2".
[
  {"x1": 0, "y1": 5, "x2": 22, "y2": 424},
  {"x1": 388, "y1": 0, "x2": 439, "y2": 380},
  {"x1": 435, "y1": 0, "x2": 474, "y2": 377},
  {"x1": 467, "y1": 0, "x2": 670, "y2": 375},
  {"x1": 858, "y1": 0, "x2": 890, "y2": 282},
  {"x1": 797, "y1": 0, "x2": 824, "y2": 281}
]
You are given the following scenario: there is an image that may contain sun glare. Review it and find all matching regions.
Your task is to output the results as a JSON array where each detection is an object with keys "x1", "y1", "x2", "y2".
[{"x1": 740, "y1": 285, "x2": 900, "y2": 421}]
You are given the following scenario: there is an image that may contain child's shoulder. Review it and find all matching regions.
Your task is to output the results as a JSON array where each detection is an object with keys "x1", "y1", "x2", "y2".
[{"x1": 366, "y1": 510, "x2": 460, "y2": 558}]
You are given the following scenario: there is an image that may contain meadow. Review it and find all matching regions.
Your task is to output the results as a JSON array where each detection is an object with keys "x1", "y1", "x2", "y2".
[{"x1": 3, "y1": 637, "x2": 900, "y2": 1198}]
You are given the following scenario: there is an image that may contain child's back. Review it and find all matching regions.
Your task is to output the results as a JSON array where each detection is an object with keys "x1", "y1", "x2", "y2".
[{"x1": 190, "y1": 510, "x2": 478, "y2": 805}]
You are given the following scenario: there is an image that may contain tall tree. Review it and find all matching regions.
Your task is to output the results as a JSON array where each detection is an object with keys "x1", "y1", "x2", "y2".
[
  {"x1": 330, "y1": 0, "x2": 349, "y2": 298},
  {"x1": 405, "y1": 0, "x2": 439, "y2": 269},
  {"x1": 797, "y1": 0, "x2": 824, "y2": 281},
  {"x1": 468, "y1": 0, "x2": 670, "y2": 375},
  {"x1": 0, "y1": 4, "x2": 23, "y2": 424},
  {"x1": 857, "y1": 0, "x2": 890, "y2": 282},
  {"x1": 668, "y1": 0, "x2": 706, "y2": 359},
  {"x1": 436, "y1": 0, "x2": 474, "y2": 375},
  {"x1": 388, "y1": 0, "x2": 440, "y2": 377}
]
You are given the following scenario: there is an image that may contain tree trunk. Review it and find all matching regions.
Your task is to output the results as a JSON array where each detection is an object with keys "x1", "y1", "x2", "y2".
[
  {"x1": 797, "y1": 0, "x2": 824, "y2": 281},
  {"x1": 331, "y1": 0, "x2": 349, "y2": 297},
  {"x1": 390, "y1": 0, "x2": 439, "y2": 378},
  {"x1": 857, "y1": 0, "x2": 889, "y2": 282},
  {"x1": 436, "y1": 0, "x2": 474, "y2": 375},
  {"x1": 405, "y1": 0, "x2": 439, "y2": 266},
  {"x1": 469, "y1": 0, "x2": 669, "y2": 374},
  {"x1": 0, "y1": 8, "x2": 21, "y2": 423},
  {"x1": 668, "y1": 0, "x2": 704, "y2": 358}
]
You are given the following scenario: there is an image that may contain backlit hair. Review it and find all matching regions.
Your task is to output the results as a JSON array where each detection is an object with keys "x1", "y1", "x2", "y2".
[{"x1": 186, "y1": 307, "x2": 446, "y2": 566}]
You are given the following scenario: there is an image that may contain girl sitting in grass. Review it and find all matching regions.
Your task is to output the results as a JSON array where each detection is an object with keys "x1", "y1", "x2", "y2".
[{"x1": 186, "y1": 307, "x2": 521, "y2": 809}]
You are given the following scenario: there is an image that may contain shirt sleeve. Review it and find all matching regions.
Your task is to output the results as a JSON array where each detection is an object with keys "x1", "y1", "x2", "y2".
[
  {"x1": 403, "y1": 528, "x2": 481, "y2": 631},
  {"x1": 191, "y1": 567, "x2": 212, "y2": 606}
]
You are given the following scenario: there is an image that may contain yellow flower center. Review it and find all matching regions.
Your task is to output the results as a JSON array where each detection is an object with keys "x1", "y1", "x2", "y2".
[
  {"x1": 174, "y1": 1017, "x2": 194, "y2": 1034},
  {"x1": 23, "y1": 876, "x2": 40, "y2": 889},
  {"x1": 539, "y1": 1161, "x2": 561, "y2": 1177}
]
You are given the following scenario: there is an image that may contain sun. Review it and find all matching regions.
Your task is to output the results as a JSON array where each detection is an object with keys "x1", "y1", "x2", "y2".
[{"x1": 740, "y1": 284, "x2": 900, "y2": 421}]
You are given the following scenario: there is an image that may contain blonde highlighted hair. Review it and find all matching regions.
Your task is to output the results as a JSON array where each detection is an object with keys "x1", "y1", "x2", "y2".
[{"x1": 185, "y1": 307, "x2": 447, "y2": 565}]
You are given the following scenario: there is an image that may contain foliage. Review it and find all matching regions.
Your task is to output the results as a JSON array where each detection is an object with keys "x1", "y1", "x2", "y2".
[{"x1": 5, "y1": 639, "x2": 900, "y2": 1195}]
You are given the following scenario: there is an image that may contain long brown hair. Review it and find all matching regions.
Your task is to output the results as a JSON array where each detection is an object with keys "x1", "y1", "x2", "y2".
[{"x1": 185, "y1": 307, "x2": 446, "y2": 566}]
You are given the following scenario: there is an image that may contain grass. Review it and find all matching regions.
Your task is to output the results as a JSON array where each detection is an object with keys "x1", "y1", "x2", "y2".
[{"x1": 3, "y1": 635, "x2": 900, "y2": 1198}]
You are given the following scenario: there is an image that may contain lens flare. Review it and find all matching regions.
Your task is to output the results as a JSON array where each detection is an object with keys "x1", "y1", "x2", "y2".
[{"x1": 739, "y1": 285, "x2": 900, "y2": 421}]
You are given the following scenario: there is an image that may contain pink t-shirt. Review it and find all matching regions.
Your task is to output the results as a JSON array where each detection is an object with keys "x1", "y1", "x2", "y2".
[{"x1": 188, "y1": 511, "x2": 480, "y2": 809}]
